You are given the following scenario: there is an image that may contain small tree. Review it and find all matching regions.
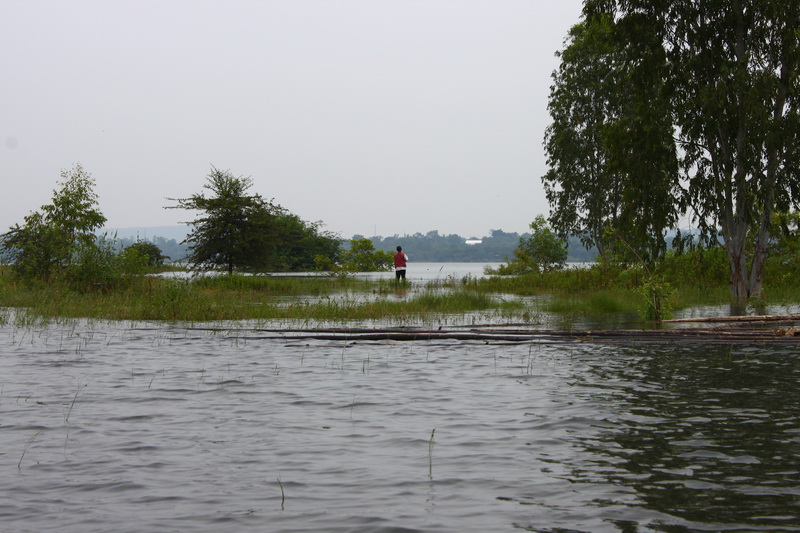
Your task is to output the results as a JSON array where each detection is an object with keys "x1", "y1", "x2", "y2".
[
  {"x1": 517, "y1": 216, "x2": 568, "y2": 273},
  {"x1": 125, "y1": 241, "x2": 169, "y2": 266},
  {"x1": 339, "y1": 238, "x2": 393, "y2": 272},
  {"x1": 1, "y1": 164, "x2": 107, "y2": 281},
  {"x1": 492, "y1": 216, "x2": 568, "y2": 275}
]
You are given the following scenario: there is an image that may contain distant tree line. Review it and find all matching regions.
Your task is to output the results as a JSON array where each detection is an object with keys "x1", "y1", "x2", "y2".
[
  {"x1": 110, "y1": 230, "x2": 599, "y2": 266},
  {"x1": 345, "y1": 230, "x2": 597, "y2": 263}
]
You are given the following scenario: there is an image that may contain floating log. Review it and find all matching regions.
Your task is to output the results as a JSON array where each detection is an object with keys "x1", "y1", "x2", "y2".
[
  {"x1": 214, "y1": 323, "x2": 800, "y2": 345},
  {"x1": 663, "y1": 314, "x2": 800, "y2": 323}
]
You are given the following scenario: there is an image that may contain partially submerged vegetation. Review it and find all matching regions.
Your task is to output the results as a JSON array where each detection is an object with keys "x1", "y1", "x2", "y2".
[
  {"x1": 481, "y1": 244, "x2": 800, "y2": 319},
  {"x1": 2, "y1": 240, "x2": 799, "y2": 325},
  {"x1": 0, "y1": 269, "x2": 524, "y2": 324},
  {"x1": 2, "y1": 165, "x2": 799, "y2": 326}
]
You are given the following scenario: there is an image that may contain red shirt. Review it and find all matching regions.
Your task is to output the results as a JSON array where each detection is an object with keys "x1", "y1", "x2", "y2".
[{"x1": 394, "y1": 252, "x2": 407, "y2": 268}]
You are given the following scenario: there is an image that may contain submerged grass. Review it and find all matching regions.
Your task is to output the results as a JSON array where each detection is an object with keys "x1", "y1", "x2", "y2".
[
  {"x1": 0, "y1": 272, "x2": 521, "y2": 324},
  {"x1": 544, "y1": 290, "x2": 640, "y2": 316},
  {"x1": 4, "y1": 248, "x2": 799, "y2": 324},
  {"x1": 189, "y1": 273, "x2": 368, "y2": 296}
]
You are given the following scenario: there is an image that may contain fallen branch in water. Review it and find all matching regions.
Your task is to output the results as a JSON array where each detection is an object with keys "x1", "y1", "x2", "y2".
[
  {"x1": 662, "y1": 314, "x2": 800, "y2": 323},
  {"x1": 182, "y1": 322, "x2": 800, "y2": 345}
]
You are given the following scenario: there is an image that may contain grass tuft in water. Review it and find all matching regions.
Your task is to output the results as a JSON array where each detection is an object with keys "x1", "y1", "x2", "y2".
[
  {"x1": 428, "y1": 428, "x2": 436, "y2": 477},
  {"x1": 277, "y1": 477, "x2": 285, "y2": 510}
]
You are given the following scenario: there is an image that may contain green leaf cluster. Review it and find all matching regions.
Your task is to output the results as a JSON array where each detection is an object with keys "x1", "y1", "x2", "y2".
[
  {"x1": 169, "y1": 167, "x2": 340, "y2": 274},
  {"x1": 546, "y1": 1, "x2": 800, "y2": 303},
  {"x1": 338, "y1": 238, "x2": 393, "y2": 272},
  {"x1": 491, "y1": 216, "x2": 567, "y2": 275},
  {"x1": 124, "y1": 241, "x2": 170, "y2": 266},
  {"x1": 543, "y1": 13, "x2": 679, "y2": 264},
  {"x1": 0, "y1": 164, "x2": 123, "y2": 287}
]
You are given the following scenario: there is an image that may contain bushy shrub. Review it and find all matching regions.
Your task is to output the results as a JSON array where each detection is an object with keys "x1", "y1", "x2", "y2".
[
  {"x1": 1, "y1": 164, "x2": 120, "y2": 288},
  {"x1": 489, "y1": 216, "x2": 567, "y2": 275},
  {"x1": 338, "y1": 238, "x2": 393, "y2": 272},
  {"x1": 637, "y1": 277, "x2": 675, "y2": 321},
  {"x1": 124, "y1": 241, "x2": 169, "y2": 266}
]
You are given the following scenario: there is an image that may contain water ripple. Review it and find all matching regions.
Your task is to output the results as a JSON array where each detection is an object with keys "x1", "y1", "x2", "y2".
[{"x1": 2, "y1": 321, "x2": 799, "y2": 532}]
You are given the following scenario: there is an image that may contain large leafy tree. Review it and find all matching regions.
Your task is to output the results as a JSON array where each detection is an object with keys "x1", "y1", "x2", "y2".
[
  {"x1": 584, "y1": 0, "x2": 800, "y2": 302},
  {"x1": 2, "y1": 164, "x2": 106, "y2": 281},
  {"x1": 543, "y1": 16, "x2": 623, "y2": 257},
  {"x1": 169, "y1": 167, "x2": 280, "y2": 274},
  {"x1": 543, "y1": 13, "x2": 679, "y2": 263},
  {"x1": 170, "y1": 167, "x2": 341, "y2": 274}
]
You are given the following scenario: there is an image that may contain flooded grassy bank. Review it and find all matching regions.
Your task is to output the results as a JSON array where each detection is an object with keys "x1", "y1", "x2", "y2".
[{"x1": 6, "y1": 255, "x2": 800, "y2": 326}]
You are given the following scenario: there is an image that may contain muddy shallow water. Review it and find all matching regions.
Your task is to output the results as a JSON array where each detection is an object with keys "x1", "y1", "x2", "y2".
[{"x1": 2, "y1": 315, "x2": 799, "y2": 532}]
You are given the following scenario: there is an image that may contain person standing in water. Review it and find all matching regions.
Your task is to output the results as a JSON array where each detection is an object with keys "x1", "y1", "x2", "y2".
[{"x1": 393, "y1": 246, "x2": 408, "y2": 280}]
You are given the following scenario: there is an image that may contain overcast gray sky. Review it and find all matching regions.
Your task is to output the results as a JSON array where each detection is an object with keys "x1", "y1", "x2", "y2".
[{"x1": 2, "y1": 0, "x2": 584, "y2": 239}]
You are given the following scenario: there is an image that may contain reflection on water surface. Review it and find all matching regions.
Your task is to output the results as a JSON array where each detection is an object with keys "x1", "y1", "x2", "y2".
[{"x1": 1, "y1": 317, "x2": 798, "y2": 532}]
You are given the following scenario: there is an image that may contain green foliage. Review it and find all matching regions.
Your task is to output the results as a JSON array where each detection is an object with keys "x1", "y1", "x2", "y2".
[
  {"x1": 64, "y1": 235, "x2": 150, "y2": 292},
  {"x1": 583, "y1": 1, "x2": 800, "y2": 301},
  {"x1": 655, "y1": 246, "x2": 728, "y2": 293},
  {"x1": 313, "y1": 254, "x2": 336, "y2": 272},
  {"x1": 519, "y1": 216, "x2": 568, "y2": 272},
  {"x1": 169, "y1": 167, "x2": 340, "y2": 274},
  {"x1": 353, "y1": 229, "x2": 527, "y2": 262},
  {"x1": 489, "y1": 248, "x2": 537, "y2": 276},
  {"x1": 110, "y1": 228, "x2": 599, "y2": 265},
  {"x1": 114, "y1": 235, "x2": 188, "y2": 264},
  {"x1": 768, "y1": 211, "x2": 800, "y2": 262},
  {"x1": 481, "y1": 259, "x2": 626, "y2": 295},
  {"x1": 637, "y1": 277, "x2": 675, "y2": 321},
  {"x1": 43, "y1": 164, "x2": 107, "y2": 245},
  {"x1": 2, "y1": 211, "x2": 65, "y2": 281},
  {"x1": 411, "y1": 289, "x2": 494, "y2": 313},
  {"x1": 545, "y1": 291, "x2": 636, "y2": 316},
  {"x1": 491, "y1": 216, "x2": 567, "y2": 274},
  {"x1": 169, "y1": 167, "x2": 277, "y2": 274},
  {"x1": 124, "y1": 240, "x2": 169, "y2": 266},
  {"x1": 1, "y1": 164, "x2": 108, "y2": 283},
  {"x1": 143, "y1": 280, "x2": 211, "y2": 321},
  {"x1": 338, "y1": 238, "x2": 393, "y2": 272},
  {"x1": 543, "y1": 15, "x2": 679, "y2": 262},
  {"x1": 270, "y1": 212, "x2": 340, "y2": 271},
  {"x1": 352, "y1": 231, "x2": 599, "y2": 263},
  {"x1": 479, "y1": 246, "x2": 735, "y2": 318}
]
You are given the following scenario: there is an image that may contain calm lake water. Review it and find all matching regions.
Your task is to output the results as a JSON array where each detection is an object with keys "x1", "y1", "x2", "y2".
[
  {"x1": 353, "y1": 262, "x2": 503, "y2": 281},
  {"x1": 2, "y1": 308, "x2": 799, "y2": 532},
  {"x1": 161, "y1": 262, "x2": 504, "y2": 281}
]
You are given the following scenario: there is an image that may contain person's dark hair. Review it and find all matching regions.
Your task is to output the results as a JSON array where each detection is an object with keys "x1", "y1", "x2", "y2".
[{"x1": 396, "y1": 246, "x2": 402, "y2": 252}]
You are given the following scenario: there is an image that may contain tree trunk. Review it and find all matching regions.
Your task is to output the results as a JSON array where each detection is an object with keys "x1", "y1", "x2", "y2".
[
  {"x1": 725, "y1": 229, "x2": 750, "y2": 305},
  {"x1": 748, "y1": 215, "x2": 772, "y2": 303},
  {"x1": 748, "y1": 44, "x2": 789, "y2": 304}
]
